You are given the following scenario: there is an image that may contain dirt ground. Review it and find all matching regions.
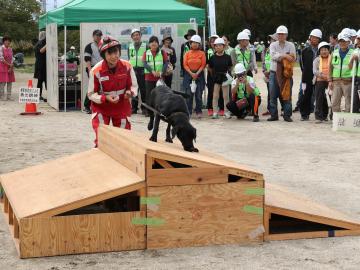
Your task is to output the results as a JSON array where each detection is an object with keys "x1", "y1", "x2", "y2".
[{"x1": 0, "y1": 70, "x2": 360, "y2": 270}]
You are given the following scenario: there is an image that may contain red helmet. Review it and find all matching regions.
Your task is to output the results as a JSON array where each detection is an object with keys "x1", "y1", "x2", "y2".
[{"x1": 100, "y1": 36, "x2": 121, "y2": 58}]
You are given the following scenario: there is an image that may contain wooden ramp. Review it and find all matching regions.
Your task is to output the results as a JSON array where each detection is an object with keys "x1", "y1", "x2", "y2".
[{"x1": 265, "y1": 183, "x2": 360, "y2": 241}]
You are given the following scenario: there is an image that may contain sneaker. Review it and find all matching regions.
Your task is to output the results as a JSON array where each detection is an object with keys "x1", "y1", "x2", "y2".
[
  {"x1": 284, "y1": 116, "x2": 293, "y2": 122},
  {"x1": 300, "y1": 116, "x2": 309, "y2": 121},
  {"x1": 224, "y1": 111, "x2": 231, "y2": 119},
  {"x1": 267, "y1": 116, "x2": 279, "y2": 121},
  {"x1": 253, "y1": 115, "x2": 260, "y2": 122},
  {"x1": 262, "y1": 111, "x2": 271, "y2": 116},
  {"x1": 219, "y1": 110, "x2": 225, "y2": 116},
  {"x1": 208, "y1": 109, "x2": 213, "y2": 116},
  {"x1": 212, "y1": 113, "x2": 219, "y2": 119}
]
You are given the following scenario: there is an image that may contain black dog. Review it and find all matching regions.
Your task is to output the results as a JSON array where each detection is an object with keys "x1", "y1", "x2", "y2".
[{"x1": 146, "y1": 86, "x2": 198, "y2": 152}]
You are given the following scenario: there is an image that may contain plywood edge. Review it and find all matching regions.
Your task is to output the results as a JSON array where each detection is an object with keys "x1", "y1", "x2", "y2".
[
  {"x1": 265, "y1": 229, "x2": 360, "y2": 241},
  {"x1": 147, "y1": 150, "x2": 264, "y2": 181},
  {"x1": 147, "y1": 167, "x2": 228, "y2": 186},
  {"x1": 26, "y1": 181, "x2": 146, "y2": 218},
  {"x1": 0, "y1": 200, "x2": 20, "y2": 256},
  {"x1": 265, "y1": 205, "x2": 360, "y2": 231}
]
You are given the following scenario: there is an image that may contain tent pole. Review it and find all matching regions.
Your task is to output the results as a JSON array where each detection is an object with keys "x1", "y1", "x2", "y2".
[
  {"x1": 64, "y1": 25, "x2": 67, "y2": 112},
  {"x1": 203, "y1": 26, "x2": 206, "y2": 51}
]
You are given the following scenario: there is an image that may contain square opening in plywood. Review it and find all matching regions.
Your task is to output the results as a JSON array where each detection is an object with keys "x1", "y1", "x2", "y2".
[
  {"x1": 269, "y1": 214, "x2": 346, "y2": 234},
  {"x1": 57, "y1": 191, "x2": 140, "y2": 216},
  {"x1": 228, "y1": 174, "x2": 256, "y2": 183}
]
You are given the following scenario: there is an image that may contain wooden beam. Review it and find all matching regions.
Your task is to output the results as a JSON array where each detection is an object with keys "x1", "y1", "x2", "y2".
[
  {"x1": 154, "y1": 159, "x2": 173, "y2": 169},
  {"x1": 8, "y1": 204, "x2": 13, "y2": 225},
  {"x1": 13, "y1": 216, "x2": 19, "y2": 239},
  {"x1": 147, "y1": 167, "x2": 228, "y2": 186},
  {"x1": 4, "y1": 193, "x2": 9, "y2": 213}
]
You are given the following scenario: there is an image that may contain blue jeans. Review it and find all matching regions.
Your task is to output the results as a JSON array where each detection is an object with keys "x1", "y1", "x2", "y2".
[
  {"x1": 183, "y1": 72, "x2": 205, "y2": 114},
  {"x1": 269, "y1": 71, "x2": 292, "y2": 118}
]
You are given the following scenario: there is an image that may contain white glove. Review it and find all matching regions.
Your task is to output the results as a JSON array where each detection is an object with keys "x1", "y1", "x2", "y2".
[{"x1": 301, "y1": 83, "x2": 306, "y2": 92}]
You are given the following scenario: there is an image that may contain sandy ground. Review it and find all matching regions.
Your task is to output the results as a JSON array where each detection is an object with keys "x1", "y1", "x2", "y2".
[{"x1": 0, "y1": 70, "x2": 360, "y2": 270}]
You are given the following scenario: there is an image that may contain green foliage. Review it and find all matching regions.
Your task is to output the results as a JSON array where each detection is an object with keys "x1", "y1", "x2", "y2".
[
  {"x1": 179, "y1": 0, "x2": 360, "y2": 43},
  {"x1": 0, "y1": 0, "x2": 41, "y2": 41}
]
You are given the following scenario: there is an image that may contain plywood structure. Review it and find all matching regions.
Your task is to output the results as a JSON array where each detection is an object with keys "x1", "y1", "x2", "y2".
[
  {"x1": 264, "y1": 183, "x2": 360, "y2": 240},
  {"x1": 1, "y1": 125, "x2": 359, "y2": 258}
]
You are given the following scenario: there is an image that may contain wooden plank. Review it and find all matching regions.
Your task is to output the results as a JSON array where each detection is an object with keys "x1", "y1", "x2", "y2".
[
  {"x1": 101, "y1": 126, "x2": 264, "y2": 181},
  {"x1": 154, "y1": 159, "x2": 173, "y2": 169},
  {"x1": 13, "y1": 216, "x2": 19, "y2": 238},
  {"x1": 98, "y1": 126, "x2": 147, "y2": 178},
  {"x1": 19, "y1": 211, "x2": 146, "y2": 258},
  {"x1": 265, "y1": 229, "x2": 360, "y2": 241},
  {"x1": 8, "y1": 204, "x2": 13, "y2": 225},
  {"x1": 265, "y1": 183, "x2": 360, "y2": 230},
  {"x1": 0, "y1": 149, "x2": 145, "y2": 218},
  {"x1": 4, "y1": 193, "x2": 9, "y2": 213},
  {"x1": 0, "y1": 201, "x2": 20, "y2": 255},
  {"x1": 147, "y1": 182, "x2": 264, "y2": 249},
  {"x1": 147, "y1": 167, "x2": 228, "y2": 186}
]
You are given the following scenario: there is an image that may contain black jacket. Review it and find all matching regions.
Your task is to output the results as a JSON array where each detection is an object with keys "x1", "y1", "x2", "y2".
[{"x1": 301, "y1": 46, "x2": 317, "y2": 83}]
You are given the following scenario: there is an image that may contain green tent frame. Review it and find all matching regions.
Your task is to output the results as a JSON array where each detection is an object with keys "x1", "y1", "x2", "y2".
[{"x1": 39, "y1": 0, "x2": 205, "y2": 29}]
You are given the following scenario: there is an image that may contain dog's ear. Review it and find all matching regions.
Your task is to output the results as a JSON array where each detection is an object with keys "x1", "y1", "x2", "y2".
[{"x1": 171, "y1": 126, "x2": 178, "y2": 139}]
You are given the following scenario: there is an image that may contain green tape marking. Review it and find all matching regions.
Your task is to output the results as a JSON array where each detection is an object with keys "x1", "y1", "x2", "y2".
[
  {"x1": 140, "y1": 197, "x2": 161, "y2": 205},
  {"x1": 243, "y1": 205, "x2": 263, "y2": 216},
  {"x1": 132, "y1": 217, "x2": 165, "y2": 226},
  {"x1": 245, "y1": 188, "x2": 264, "y2": 196}
]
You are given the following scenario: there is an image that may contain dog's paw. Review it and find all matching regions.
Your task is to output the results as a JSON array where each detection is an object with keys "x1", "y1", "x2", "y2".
[
  {"x1": 165, "y1": 138, "x2": 173, "y2": 143},
  {"x1": 147, "y1": 123, "x2": 153, "y2": 131},
  {"x1": 149, "y1": 136, "x2": 157, "y2": 142},
  {"x1": 192, "y1": 148, "x2": 199, "y2": 152}
]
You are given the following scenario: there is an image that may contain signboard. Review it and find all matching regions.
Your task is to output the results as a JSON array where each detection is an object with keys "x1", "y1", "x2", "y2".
[
  {"x1": 19, "y1": 87, "x2": 40, "y2": 104},
  {"x1": 332, "y1": 112, "x2": 360, "y2": 133}
]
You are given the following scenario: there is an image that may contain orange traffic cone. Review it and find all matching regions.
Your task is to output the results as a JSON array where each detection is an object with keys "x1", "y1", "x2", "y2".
[{"x1": 20, "y1": 80, "x2": 41, "y2": 116}]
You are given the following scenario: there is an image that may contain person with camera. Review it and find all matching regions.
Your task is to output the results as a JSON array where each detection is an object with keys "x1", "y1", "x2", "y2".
[
  {"x1": 227, "y1": 63, "x2": 261, "y2": 122},
  {"x1": 208, "y1": 38, "x2": 233, "y2": 119}
]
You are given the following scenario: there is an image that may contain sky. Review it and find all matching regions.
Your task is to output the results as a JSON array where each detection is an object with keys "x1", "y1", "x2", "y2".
[{"x1": 45, "y1": 0, "x2": 66, "y2": 11}]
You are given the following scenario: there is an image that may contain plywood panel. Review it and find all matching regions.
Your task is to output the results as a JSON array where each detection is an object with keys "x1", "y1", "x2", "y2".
[
  {"x1": 98, "y1": 126, "x2": 147, "y2": 179},
  {"x1": 147, "y1": 167, "x2": 228, "y2": 186},
  {"x1": 147, "y1": 182, "x2": 264, "y2": 249},
  {"x1": 0, "y1": 149, "x2": 145, "y2": 218},
  {"x1": 19, "y1": 211, "x2": 146, "y2": 258},
  {"x1": 101, "y1": 126, "x2": 264, "y2": 181},
  {"x1": 265, "y1": 183, "x2": 360, "y2": 230}
]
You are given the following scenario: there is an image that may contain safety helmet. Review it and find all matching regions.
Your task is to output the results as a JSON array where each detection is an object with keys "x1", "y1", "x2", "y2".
[
  {"x1": 340, "y1": 28, "x2": 352, "y2": 39},
  {"x1": 70, "y1": 46, "x2": 75, "y2": 50},
  {"x1": 317, "y1": 41, "x2": 330, "y2": 51},
  {"x1": 350, "y1": 29, "x2": 357, "y2": 37},
  {"x1": 243, "y1": 29, "x2": 251, "y2": 37},
  {"x1": 357, "y1": 30, "x2": 360, "y2": 38},
  {"x1": 100, "y1": 36, "x2": 121, "y2": 58},
  {"x1": 338, "y1": 32, "x2": 350, "y2": 42},
  {"x1": 209, "y1": 34, "x2": 220, "y2": 40},
  {"x1": 234, "y1": 63, "x2": 246, "y2": 75},
  {"x1": 276, "y1": 25, "x2": 288, "y2": 34},
  {"x1": 254, "y1": 41, "x2": 259, "y2": 45},
  {"x1": 190, "y1": 35, "x2": 202, "y2": 44},
  {"x1": 131, "y1": 29, "x2": 141, "y2": 37},
  {"x1": 214, "y1": 38, "x2": 225, "y2": 45},
  {"x1": 310, "y1": 29, "x2": 322, "y2": 39},
  {"x1": 237, "y1": 31, "x2": 250, "y2": 41}
]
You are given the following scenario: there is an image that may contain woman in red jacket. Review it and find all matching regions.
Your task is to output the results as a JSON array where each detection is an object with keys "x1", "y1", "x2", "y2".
[{"x1": 88, "y1": 37, "x2": 138, "y2": 146}]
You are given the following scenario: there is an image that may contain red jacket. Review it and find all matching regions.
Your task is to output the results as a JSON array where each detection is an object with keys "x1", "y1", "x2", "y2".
[{"x1": 88, "y1": 59, "x2": 137, "y2": 117}]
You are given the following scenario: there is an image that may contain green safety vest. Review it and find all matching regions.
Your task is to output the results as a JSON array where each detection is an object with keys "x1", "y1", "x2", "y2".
[
  {"x1": 331, "y1": 48, "x2": 354, "y2": 78},
  {"x1": 235, "y1": 47, "x2": 251, "y2": 69},
  {"x1": 265, "y1": 50, "x2": 271, "y2": 72},
  {"x1": 183, "y1": 43, "x2": 190, "y2": 57},
  {"x1": 207, "y1": 48, "x2": 214, "y2": 60},
  {"x1": 256, "y1": 45, "x2": 264, "y2": 54},
  {"x1": 129, "y1": 42, "x2": 147, "y2": 68},
  {"x1": 225, "y1": 46, "x2": 234, "y2": 56},
  {"x1": 354, "y1": 48, "x2": 360, "y2": 77},
  {"x1": 237, "y1": 76, "x2": 260, "y2": 99},
  {"x1": 144, "y1": 49, "x2": 163, "y2": 74}
]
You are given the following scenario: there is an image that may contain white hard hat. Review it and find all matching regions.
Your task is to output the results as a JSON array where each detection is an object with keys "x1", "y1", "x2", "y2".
[
  {"x1": 234, "y1": 63, "x2": 246, "y2": 74},
  {"x1": 131, "y1": 29, "x2": 141, "y2": 36},
  {"x1": 209, "y1": 34, "x2": 219, "y2": 39},
  {"x1": 70, "y1": 46, "x2": 75, "y2": 50},
  {"x1": 350, "y1": 29, "x2": 357, "y2": 37},
  {"x1": 190, "y1": 35, "x2": 202, "y2": 44},
  {"x1": 276, "y1": 25, "x2": 288, "y2": 34},
  {"x1": 237, "y1": 31, "x2": 249, "y2": 40},
  {"x1": 310, "y1": 29, "x2": 322, "y2": 39},
  {"x1": 338, "y1": 32, "x2": 350, "y2": 42},
  {"x1": 260, "y1": 41, "x2": 264, "y2": 44},
  {"x1": 318, "y1": 41, "x2": 330, "y2": 51},
  {"x1": 214, "y1": 37, "x2": 225, "y2": 45},
  {"x1": 340, "y1": 28, "x2": 352, "y2": 38},
  {"x1": 254, "y1": 41, "x2": 259, "y2": 45},
  {"x1": 357, "y1": 30, "x2": 360, "y2": 38},
  {"x1": 243, "y1": 29, "x2": 251, "y2": 36}
]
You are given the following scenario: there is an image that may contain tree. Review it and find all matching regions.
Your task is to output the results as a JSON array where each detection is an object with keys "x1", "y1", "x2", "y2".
[{"x1": 0, "y1": 0, "x2": 41, "y2": 41}]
